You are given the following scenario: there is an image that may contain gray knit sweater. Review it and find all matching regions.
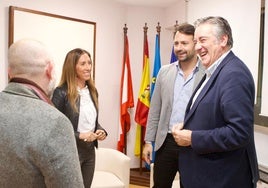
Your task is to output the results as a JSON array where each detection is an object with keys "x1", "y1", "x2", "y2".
[{"x1": 0, "y1": 83, "x2": 84, "y2": 188}]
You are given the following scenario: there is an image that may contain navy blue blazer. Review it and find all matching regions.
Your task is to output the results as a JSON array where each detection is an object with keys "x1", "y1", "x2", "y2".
[{"x1": 180, "y1": 51, "x2": 259, "y2": 188}]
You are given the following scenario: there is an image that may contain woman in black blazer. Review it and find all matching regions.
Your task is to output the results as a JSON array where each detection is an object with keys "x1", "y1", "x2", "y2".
[{"x1": 52, "y1": 48, "x2": 107, "y2": 188}]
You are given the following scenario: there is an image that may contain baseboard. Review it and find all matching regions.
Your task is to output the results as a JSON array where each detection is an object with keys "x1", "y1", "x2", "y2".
[{"x1": 130, "y1": 168, "x2": 150, "y2": 187}]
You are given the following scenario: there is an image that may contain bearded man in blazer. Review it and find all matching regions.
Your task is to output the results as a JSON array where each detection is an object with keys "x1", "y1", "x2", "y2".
[
  {"x1": 172, "y1": 16, "x2": 259, "y2": 188},
  {"x1": 143, "y1": 23, "x2": 205, "y2": 188}
]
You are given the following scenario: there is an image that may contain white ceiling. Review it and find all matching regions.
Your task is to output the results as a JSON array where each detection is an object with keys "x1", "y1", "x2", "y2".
[{"x1": 114, "y1": 0, "x2": 179, "y2": 8}]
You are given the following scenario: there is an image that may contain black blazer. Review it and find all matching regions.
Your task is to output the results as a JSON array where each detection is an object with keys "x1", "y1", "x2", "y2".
[{"x1": 52, "y1": 84, "x2": 107, "y2": 148}]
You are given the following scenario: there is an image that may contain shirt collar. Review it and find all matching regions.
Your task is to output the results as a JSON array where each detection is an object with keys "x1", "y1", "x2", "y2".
[
  {"x1": 9, "y1": 77, "x2": 53, "y2": 105},
  {"x1": 205, "y1": 50, "x2": 231, "y2": 78},
  {"x1": 176, "y1": 58, "x2": 200, "y2": 74},
  {"x1": 77, "y1": 85, "x2": 88, "y2": 94}
]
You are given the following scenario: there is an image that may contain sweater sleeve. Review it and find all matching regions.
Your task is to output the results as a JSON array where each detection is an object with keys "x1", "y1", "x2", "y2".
[{"x1": 32, "y1": 108, "x2": 84, "y2": 187}]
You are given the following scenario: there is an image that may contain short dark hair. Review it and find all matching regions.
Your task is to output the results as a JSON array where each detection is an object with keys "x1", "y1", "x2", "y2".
[{"x1": 176, "y1": 23, "x2": 195, "y2": 36}]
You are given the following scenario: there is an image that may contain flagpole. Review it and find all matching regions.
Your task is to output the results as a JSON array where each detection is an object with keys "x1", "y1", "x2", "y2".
[
  {"x1": 123, "y1": 24, "x2": 127, "y2": 63},
  {"x1": 143, "y1": 23, "x2": 148, "y2": 66},
  {"x1": 123, "y1": 24, "x2": 128, "y2": 155},
  {"x1": 142, "y1": 22, "x2": 162, "y2": 171},
  {"x1": 173, "y1": 20, "x2": 179, "y2": 37},
  {"x1": 156, "y1": 22, "x2": 161, "y2": 47},
  {"x1": 138, "y1": 22, "x2": 148, "y2": 175}
]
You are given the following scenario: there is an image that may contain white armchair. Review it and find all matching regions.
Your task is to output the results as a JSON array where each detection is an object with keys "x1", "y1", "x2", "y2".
[
  {"x1": 150, "y1": 163, "x2": 180, "y2": 188},
  {"x1": 91, "y1": 148, "x2": 131, "y2": 188}
]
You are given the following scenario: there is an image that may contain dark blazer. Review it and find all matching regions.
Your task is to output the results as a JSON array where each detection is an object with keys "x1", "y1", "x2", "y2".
[
  {"x1": 52, "y1": 84, "x2": 107, "y2": 148},
  {"x1": 180, "y1": 51, "x2": 259, "y2": 188}
]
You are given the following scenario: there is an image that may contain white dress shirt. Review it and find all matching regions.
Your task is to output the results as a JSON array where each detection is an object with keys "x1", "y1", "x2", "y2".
[
  {"x1": 191, "y1": 50, "x2": 231, "y2": 109},
  {"x1": 77, "y1": 86, "x2": 96, "y2": 133}
]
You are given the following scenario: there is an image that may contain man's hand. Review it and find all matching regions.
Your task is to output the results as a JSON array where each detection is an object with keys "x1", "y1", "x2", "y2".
[
  {"x1": 172, "y1": 123, "x2": 192, "y2": 146},
  {"x1": 142, "y1": 143, "x2": 153, "y2": 164}
]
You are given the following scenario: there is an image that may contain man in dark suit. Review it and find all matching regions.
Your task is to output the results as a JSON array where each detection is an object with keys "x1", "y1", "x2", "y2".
[{"x1": 172, "y1": 16, "x2": 259, "y2": 188}]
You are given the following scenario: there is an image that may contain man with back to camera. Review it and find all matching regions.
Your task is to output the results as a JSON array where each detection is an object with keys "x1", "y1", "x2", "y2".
[
  {"x1": 0, "y1": 39, "x2": 84, "y2": 188},
  {"x1": 142, "y1": 23, "x2": 205, "y2": 188}
]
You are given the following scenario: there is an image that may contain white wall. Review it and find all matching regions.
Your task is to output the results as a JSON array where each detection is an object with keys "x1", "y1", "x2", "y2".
[
  {"x1": 255, "y1": 126, "x2": 268, "y2": 170},
  {"x1": 122, "y1": 6, "x2": 170, "y2": 167},
  {"x1": 262, "y1": 0, "x2": 268, "y2": 116},
  {"x1": 1, "y1": 0, "x2": 267, "y2": 169},
  {"x1": 0, "y1": 0, "x2": 182, "y2": 168},
  {"x1": 0, "y1": 0, "x2": 126, "y2": 151},
  {"x1": 187, "y1": 0, "x2": 260, "y2": 90},
  {"x1": 187, "y1": 0, "x2": 268, "y2": 169}
]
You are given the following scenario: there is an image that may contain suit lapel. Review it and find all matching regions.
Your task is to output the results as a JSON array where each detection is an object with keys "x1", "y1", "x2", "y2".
[
  {"x1": 193, "y1": 60, "x2": 206, "y2": 91},
  {"x1": 184, "y1": 51, "x2": 235, "y2": 124},
  {"x1": 167, "y1": 62, "x2": 180, "y2": 104},
  {"x1": 185, "y1": 74, "x2": 207, "y2": 115}
]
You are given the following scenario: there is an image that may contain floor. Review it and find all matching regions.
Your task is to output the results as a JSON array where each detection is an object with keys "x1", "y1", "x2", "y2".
[
  {"x1": 130, "y1": 168, "x2": 150, "y2": 187},
  {"x1": 129, "y1": 184, "x2": 147, "y2": 188},
  {"x1": 129, "y1": 181, "x2": 268, "y2": 188},
  {"x1": 129, "y1": 166, "x2": 268, "y2": 188},
  {"x1": 258, "y1": 181, "x2": 268, "y2": 188}
]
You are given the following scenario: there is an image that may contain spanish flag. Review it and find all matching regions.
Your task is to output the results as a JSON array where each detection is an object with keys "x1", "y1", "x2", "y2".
[
  {"x1": 117, "y1": 33, "x2": 134, "y2": 153},
  {"x1": 134, "y1": 30, "x2": 150, "y2": 156}
]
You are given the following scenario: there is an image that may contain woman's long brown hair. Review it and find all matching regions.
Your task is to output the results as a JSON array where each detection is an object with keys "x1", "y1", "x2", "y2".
[{"x1": 58, "y1": 48, "x2": 98, "y2": 113}]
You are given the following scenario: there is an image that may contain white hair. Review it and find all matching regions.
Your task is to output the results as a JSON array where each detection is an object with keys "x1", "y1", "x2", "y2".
[{"x1": 8, "y1": 39, "x2": 54, "y2": 77}]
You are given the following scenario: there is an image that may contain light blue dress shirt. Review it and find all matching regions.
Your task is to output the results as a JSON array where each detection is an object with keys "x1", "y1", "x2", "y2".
[{"x1": 169, "y1": 61, "x2": 199, "y2": 132}]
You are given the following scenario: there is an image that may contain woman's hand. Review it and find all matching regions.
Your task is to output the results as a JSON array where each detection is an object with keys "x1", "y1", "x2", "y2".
[
  {"x1": 79, "y1": 131, "x2": 98, "y2": 142},
  {"x1": 95, "y1": 129, "x2": 107, "y2": 141}
]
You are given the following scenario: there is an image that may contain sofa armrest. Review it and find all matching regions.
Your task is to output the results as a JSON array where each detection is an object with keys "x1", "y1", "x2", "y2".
[{"x1": 95, "y1": 148, "x2": 130, "y2": 188}]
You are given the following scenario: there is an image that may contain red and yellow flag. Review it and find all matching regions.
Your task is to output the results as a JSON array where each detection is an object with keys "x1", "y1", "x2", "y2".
[
  {"x1": 117, "y1": 34, "x2": 134, "y2": 153},
  {"x1": 134, "y1": 32, "x2": 150, "y2": 156}
]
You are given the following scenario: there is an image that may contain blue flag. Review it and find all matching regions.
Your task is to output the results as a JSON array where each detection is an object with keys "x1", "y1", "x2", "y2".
[
  {"x1": 151, "y1": 34, "x2": 161, "y2": 96},
  {"x1": 146, "y1": 34, "x2": 162, "y2": 169},
  {"x1": 170, "y1": 46, "x2": 177, "y2": 64}
]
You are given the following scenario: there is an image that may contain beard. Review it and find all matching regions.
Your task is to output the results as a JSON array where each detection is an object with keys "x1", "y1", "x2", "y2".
[{"x1": 47, "y1": 70, "x2": 56, "y2": 98}]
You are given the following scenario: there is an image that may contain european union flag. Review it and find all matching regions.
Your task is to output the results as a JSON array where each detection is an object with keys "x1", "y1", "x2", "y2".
[{"x1": 170, "y1": 46, "x2": 177, "y2": 64}]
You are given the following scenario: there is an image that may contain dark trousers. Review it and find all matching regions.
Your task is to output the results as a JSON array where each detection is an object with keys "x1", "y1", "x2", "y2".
[
  {"x1": 153, "y1": 133, "x2": 183, "y2": 188},
  {"x1": 78, "y1": 142, "x2": 95, "y2": 188}
]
